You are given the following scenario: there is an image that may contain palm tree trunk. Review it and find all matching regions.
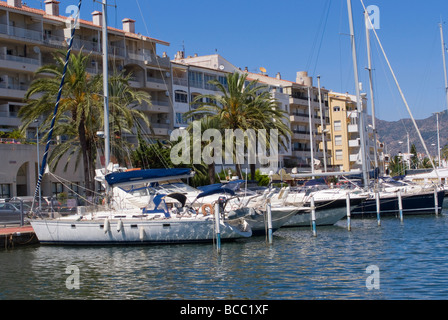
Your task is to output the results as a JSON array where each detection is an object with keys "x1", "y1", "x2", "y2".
[
  {"x1": 78, "y1": 119, "x2": 93, "y2": 196},
  {"x1": 250, "y1": 163, "x2": 256, "y2": 181},
  {"x1": 235, "y1": 163, "x2": 242, "y2": 179},
  {"x1": 208, "y1": 163, "x2": 216, "y2": 184}
]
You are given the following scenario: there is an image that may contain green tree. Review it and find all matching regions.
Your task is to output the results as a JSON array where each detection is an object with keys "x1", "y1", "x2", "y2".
[
  {"x1": 19, "y1": 50, "x2": 150, "y2": 195},
  {"x1": 186, "y1": 115, "x2": 222, "y2": 184},
  {"x1": 184, "y1": 72, "x2": 291, "y2": 180}
]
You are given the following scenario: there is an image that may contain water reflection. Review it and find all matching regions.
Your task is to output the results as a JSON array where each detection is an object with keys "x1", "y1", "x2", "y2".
[{"x1": 2, "y1": 214, "x2": 448, "y2": 299}]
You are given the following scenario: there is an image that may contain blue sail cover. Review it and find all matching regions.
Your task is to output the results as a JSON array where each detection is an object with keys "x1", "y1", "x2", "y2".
[
  {"x1": 105, "y1": 168, "x2": 191, "y2": 186},
  {"x1": 197, "y1": 185, "x2": 235, "y2": 198}
]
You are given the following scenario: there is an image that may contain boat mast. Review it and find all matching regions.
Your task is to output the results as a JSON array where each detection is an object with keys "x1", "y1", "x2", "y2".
[
  {"x1": 358, "y1": 0, "x2": 439, "y2": 182},
  {"x1": 440, "y1": 22, "x2": 448, "y2": 112},
  {"x1": 364, "y1": 10, "x2": 379, "y2": 173},
  {"x1": 307, "y1": 86, "x2": 315, "y2": 178},
  {"x1": 317, "y1": 76, "x2": 328, "y2": 172},
  {"x1": 102, "y1": 0, "x2": 110, "y2": 173},
  {"x1": 347, "y1": 0, "x2": 369, "y2": 187}
]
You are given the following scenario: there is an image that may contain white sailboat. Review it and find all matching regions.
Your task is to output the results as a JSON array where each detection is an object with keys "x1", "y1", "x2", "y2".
[{"x1": 30, "y1": 1, "x2": 251, "y2": 245}]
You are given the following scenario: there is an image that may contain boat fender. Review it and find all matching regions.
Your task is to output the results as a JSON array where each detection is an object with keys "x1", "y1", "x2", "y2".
[
  {"x1": 117, "y1": 219, "x2": 123, "y2": 233},
  {"x1": 139, "y1": 227, "x2": 145, "y2": 241},
  {"x1": 104, "y1": 218, "x2": 110, "y2": 233},
  {"x1": 201, "y1": 203, "x2": 214, "y2": 216}
]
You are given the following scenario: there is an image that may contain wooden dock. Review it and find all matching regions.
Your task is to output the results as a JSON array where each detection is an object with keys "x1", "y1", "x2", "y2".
[{"x1": 0, "y1": 225, "x2": 39, "y2": 249}]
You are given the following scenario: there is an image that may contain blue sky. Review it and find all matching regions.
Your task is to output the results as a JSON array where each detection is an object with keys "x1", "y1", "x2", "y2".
[{"x1": 26, "y1": 0, "x2": 448, "y2": 122}]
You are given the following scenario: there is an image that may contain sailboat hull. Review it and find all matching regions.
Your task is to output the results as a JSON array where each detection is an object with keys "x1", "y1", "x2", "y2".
[
  {"x1": 351, "y1": 190, "x2": 445, "y2": 217},
  {"x1": 283, "y1": 205, "x2": 347, "y2": 227},
  {"x1": 228, "y1": 207, "x2": 298, "y2": 236},
  {"x1": 282, "y1": 197, "x2": 364, "y2": 227},
  {"x1": 31, "y1": 218, "x2": 251, "y2": 245}
]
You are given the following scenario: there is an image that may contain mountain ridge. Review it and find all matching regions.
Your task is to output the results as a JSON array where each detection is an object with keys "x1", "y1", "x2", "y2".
[{"x1": 371, "y1": 110, "x2": 448, "y2": 157}]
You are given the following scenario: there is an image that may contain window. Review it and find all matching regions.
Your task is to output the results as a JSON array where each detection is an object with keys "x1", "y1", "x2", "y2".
[
  {"x1": 0, "y1": 184, "x2": 11, "y2": 199},
  {"x1": 218, "y1": 76, "x2": 228, "y2": 89},
  {"x1": 68, "y1": 183, "x2": 79, "y2": 197},
  {"x1": 174, "y1": 90, "x2": 188, "y2": 103},
  {"x1": 52, "y1": 182, "x2": 63, "y2": 197},
  {"x1": 204, "y1": 97, "x2": 216, "y2": 105},
  {"x1": 334, "y1": 120, "x2": 342, "y2": 131},
  {"x1": 335, "y1": 135, "x2": 342, "y2": 146},
  {"x1": 175, "y1": 113, "x2": 187, "y2": 125},
  {"x1": 333, "y1": 106, "x2": 340, "y2": 112},
  {"x1": 189, "y1": 71, "x2": 203, "y2": 88},
  {"x1": 335, "y1": 150, "x2": 343, "y2": 161},
  {"x1": 204, "y1": 74, "x2": 217, "y2": 90}
]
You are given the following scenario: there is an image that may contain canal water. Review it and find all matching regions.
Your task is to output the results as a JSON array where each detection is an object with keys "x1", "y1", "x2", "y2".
[{"x1": 2, "y1": 212, "x2": 448, "y2": 300}]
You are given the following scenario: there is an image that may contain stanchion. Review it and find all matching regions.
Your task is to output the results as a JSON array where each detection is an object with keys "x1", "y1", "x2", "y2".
[
  {"x1": 214, "y1": 202, "x2": 221, "y2": 253},
  {"x1": 346, "y1": 192, "x2": 351, "y2": 231},
  {"x1": 311, "y1": 196, "x2": 317, "y2": 237}
]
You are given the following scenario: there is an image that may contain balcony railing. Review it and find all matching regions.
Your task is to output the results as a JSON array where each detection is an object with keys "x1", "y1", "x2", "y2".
[
  {"x1": 173, "y1": 77, "x2": 188, "y2": 86},
  {"x1": 0, "y1": 53, "x2": 40, "y2": 65},
  {"x1": 0, "y1": 24, "x2": 125, "y2": 57},
  {"x1": 0, "y1": 81, "x2": 29, "y2": 91},
  {"x1": 8, "y1": 24, "x2": 42, "y2": 42}
]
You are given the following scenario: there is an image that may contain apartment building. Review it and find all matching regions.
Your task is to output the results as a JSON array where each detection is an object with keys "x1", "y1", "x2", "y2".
[
  {"x1": 327, "y1": 91, "x2": 380, "y2": 172},
  {"x1": 171, "y1": 53, "x2": 238, "y2": 128},
  {"x1": 170, "y1": 53, "x2": 296, "y2": 171},
  {"x1": 245, "y1": 70, "x2": 331, "y2": 172},
  {"x1": 0, "y1": 0, "x2": 172, "y2": 198}
]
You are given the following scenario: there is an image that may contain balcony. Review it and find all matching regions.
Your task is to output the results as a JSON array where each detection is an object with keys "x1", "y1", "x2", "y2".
[
  {"x1": 0, "y1": 81, "x2": 28, "y2": 99},
  {"x1": 173, "y1": 77, "x2": 188, "y2": 87},
  {"x1": 0, "y1": 24, "x2": 125, "y2": 58},
  {"x1": 348, "y1": 124, "x2": 358, "y2": 133},
  {"x1": 146, "y1": 76, "x2": 168, "y2": 91},
  {"x1": 72, "y1": 38, "x2": 101, "y2": 53},
  {"x1": 139, "y1": 100, "x2": 170, "y2": 113},
  {"x1": 292, "y1": 131, "x2": 310, "y2": 141},
  {"x1": 290, "y1": 114, "x2": 308, "y2": 123},
  {"x1": 150, "y1": 123, "x2": 170, "y2": 136},
  {"x1": 0, "y1": 23, "x2": 42, "y2": 42},
  {"x1": 348, "y1": 139, "x2": 360, "y2": 147},
  {"x1": 0, "y1": 53, "x2": 40, "y2": 73},
  {"x1": 126, "y1": 51, "x2": 170, "y2": 68},
  {"x1": 350, "y1": 153, "x2": 361, "y2": 163}
]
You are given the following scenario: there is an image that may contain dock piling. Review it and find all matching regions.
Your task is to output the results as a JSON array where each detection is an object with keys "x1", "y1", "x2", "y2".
[
  {"x1": 266, "y1": 201, "x2": 273, "y2": 244},
  {"x1": 214, "y1": 202, "x2": 221, "y2": 253},
  {"x1": 375, "y1": 191, "x2": 381, "y2": 226},
  {"x1": 434, "y1": 188, "x2": 439, "y2": 215},
  {"x1": 398, "y1": 191, "x2": 403, "y2": 222},
  {"x1": 346, "y1": 192, "x2": 351, "y2": 231},
  {"x1": 311, "y1": 196, "x2": 317, "y2": 237}
]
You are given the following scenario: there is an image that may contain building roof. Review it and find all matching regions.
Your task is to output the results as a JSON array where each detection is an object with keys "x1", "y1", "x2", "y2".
[{"x1": 0, "y1": 1, "x2": 170, "y2": 46}]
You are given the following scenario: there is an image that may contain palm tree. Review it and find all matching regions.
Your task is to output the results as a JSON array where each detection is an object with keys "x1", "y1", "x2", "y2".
[
  {"x1": 186, "y1": 115, "x2": 222, "y2": 184},
  {"x1": 19, "y1": 50, "x2": 151, "y2": 195},
  {"x1": 184, "y1": 72, "x2": 291, "y2": 179}
]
